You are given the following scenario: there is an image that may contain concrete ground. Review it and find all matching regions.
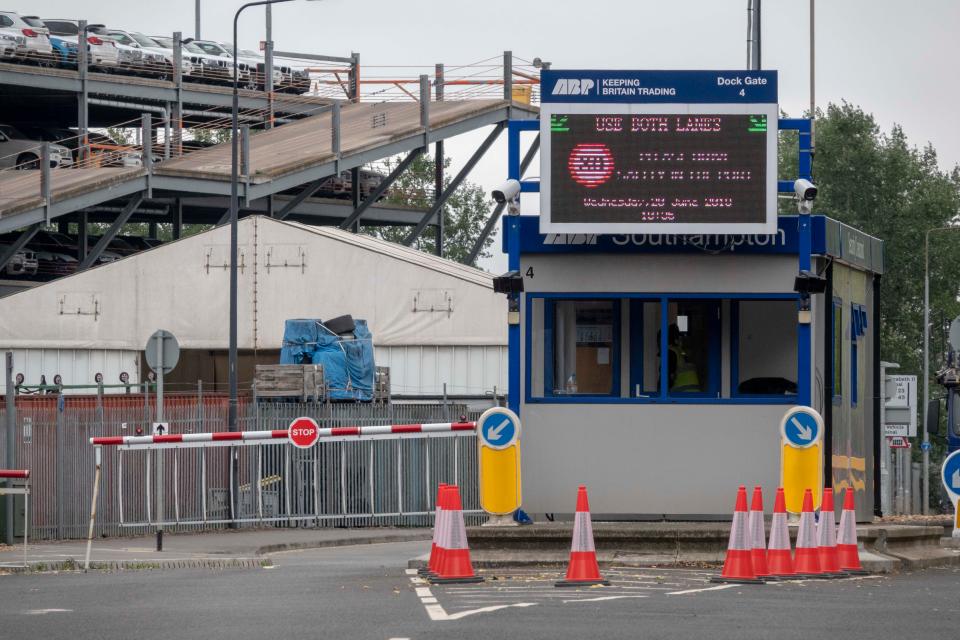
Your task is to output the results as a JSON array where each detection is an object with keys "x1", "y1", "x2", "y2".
[
  {"x1": 2, "y1": 540, "x2": 959, "y2": 640},
  {"x1": 0, "y1": 527, "x2": 432, "y2": 570}
]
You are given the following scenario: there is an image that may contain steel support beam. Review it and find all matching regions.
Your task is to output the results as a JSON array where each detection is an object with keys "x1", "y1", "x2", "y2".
[
  {"x1": 0, "y1": 223, "x2": 41, "y2": 273},
  {"x1": 78, "y1": 211, "x2": 89, "y2": 261},
  {"x1": 77, "y1": 193, "x2": 144, "y2": 271},
  {"x1": 403, "y1": 123, "x2": 504, "y2": 246},
  {"x1": 276, "y1": 177, "x2": 327, "y2": 220},
  {"x1": 466, "y1": 133, "x2": 539, "y2": 266},
  {"x1": 339, "y1": 147, "x2": 423, "y2": 230}
]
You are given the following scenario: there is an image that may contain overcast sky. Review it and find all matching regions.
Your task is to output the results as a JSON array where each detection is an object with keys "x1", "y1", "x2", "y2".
[{"x1": 25, "y1": 0, "x2": 960, "y2": 271}]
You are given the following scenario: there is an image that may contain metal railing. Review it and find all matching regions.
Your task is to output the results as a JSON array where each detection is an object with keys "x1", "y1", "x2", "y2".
[{"x1": 0, "y1": 394, "x2": 488, "y2": 540}]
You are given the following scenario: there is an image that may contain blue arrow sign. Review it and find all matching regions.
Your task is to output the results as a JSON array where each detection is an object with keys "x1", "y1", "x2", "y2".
[
  {"x1": 480, "y1": 411, "x2": 519, "y2": 450},
  {"x1": 942, "y1": 450, "x2": 960, "y2": 498},
  {"x1": 782, "y1": 408, "x2": 821, "y2": 448}
]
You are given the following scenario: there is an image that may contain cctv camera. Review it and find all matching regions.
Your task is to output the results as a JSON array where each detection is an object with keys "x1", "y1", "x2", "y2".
[
  {"x1": 794, "y1": 178, "x2": 818, "y2": 201},
  {"x1": 492, "y1": 179, "x2": 521, "y2": 204}
]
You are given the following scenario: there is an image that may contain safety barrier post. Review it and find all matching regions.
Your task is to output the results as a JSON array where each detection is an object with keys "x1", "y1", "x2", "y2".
[
  {"x1": 331, "y1": 102, "x2": 341, "y2": 170},
  {"x1": 40, "y1": 143, "x2": 51, "y2": 223},
  {"x1": 142, "y1": 113, "x2": 153, "y2": 197},
  {"x1": 240, "y1": 125, "x2": 250, "y2": 177},
  {"x1": 172, "y1": 31, "x2": 183, "y2": 156},
  {"x1": 503, "y1": 50, "x2": 512, "y2": 101},
  {"x1": 84, "y1": 447, "x2": 101, "y2": 570},
  {"x1": 77, "y1": 20, "x2": 89, "y2": 164}
]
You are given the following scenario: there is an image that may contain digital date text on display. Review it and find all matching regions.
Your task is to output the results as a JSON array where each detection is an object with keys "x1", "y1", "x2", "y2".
[{"x1": 539, "y1": 71, "x2": 778, "y2": 235}]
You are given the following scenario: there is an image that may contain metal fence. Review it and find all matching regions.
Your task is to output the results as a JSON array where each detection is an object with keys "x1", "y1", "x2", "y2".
[{"x1": 0, "y1": 394, "x2": 487, "y2": 540}]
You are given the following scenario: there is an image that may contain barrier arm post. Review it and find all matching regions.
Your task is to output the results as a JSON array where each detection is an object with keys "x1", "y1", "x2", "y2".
[{"x1": 84, "y1": 446, "x2": 102, "y2": 571}]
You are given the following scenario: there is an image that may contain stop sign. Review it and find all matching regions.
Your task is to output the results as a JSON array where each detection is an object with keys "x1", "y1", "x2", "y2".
[{"x1": 288, "y1": 417, "x2": 320, "y2": 449}]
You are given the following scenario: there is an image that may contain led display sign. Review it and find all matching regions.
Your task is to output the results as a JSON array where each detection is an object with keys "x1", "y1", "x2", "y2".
[{"x1": 540, "y1": 70, "x2": 778, "y2": 235}]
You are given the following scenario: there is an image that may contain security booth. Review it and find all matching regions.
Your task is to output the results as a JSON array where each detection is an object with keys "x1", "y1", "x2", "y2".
[{"x1": 500, "y1": 70, "x2": 884, "y2": 519}]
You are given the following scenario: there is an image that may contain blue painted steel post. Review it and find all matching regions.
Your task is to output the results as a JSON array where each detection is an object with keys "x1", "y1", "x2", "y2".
[
  {"x1": 507, "y1": 122, "x2": 522, "y2": 414},
  {"x1": 798, "y1": 213, "x2": 812, "y2": 407}
]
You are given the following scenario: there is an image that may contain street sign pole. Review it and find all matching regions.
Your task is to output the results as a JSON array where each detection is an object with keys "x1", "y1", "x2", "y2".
[{"x1": 156, "y1": 336, "x2": 164, "y2": 552}]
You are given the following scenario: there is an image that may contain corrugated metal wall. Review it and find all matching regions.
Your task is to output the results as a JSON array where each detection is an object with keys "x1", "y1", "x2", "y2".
[
  {"x1": 374, "y1": 345, "x2": 507, "y2": 397},
  {"x1": 0, "y1": 348, "x2": 141, "y2": 395}
]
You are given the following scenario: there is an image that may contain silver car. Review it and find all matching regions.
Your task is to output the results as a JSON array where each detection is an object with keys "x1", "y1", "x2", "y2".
[
  {"x1": 101, "y1": 29, "x2": 190, "y2": 78},
  {"x1": 0, "y1": 124, "x2": 72, "y2": 169}
]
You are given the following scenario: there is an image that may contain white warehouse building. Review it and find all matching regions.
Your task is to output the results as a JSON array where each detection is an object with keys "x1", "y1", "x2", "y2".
[{"x1": 0, "y1": 216, "x2": 507, "y2": 399}]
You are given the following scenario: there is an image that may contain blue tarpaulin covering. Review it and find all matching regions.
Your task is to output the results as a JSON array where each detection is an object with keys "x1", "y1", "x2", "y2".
[
  {"x1": 280, "y1": 319, "x2": 321, "y2": 364},
  {"x1": 283, "y1": 317, "x2": 375, "y2": 401}
]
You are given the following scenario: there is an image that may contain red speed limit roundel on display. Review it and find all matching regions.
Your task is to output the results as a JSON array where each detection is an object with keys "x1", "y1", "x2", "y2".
[
  {"x1": 567, "y1": 143, "x2": 615, "y2": 188},
  {"x1": 288, "y1": 417, "x2": 320, "y2": 449}
]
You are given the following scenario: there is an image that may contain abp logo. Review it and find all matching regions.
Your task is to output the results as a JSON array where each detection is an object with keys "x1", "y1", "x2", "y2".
[{"x1": 551, "y1": 78, "x2": 595, "y2": 96}]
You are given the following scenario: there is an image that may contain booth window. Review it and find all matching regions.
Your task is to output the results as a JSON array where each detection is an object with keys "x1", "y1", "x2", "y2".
[
  {"x1": 666, "y1": 300, "x2": 720, "y2": 397},
  {"x1": 733, "y1": 300, "x2": 799, "y2": 396},
  {"x1": 528, "y1": 293, "x2": 798, "y2": 404},
  {"x1": 545, "y1": 299, "x2": 620, "y2": 396},
  {"x1": 832, "y1": 297, "x2": 843, "y2": 403}
]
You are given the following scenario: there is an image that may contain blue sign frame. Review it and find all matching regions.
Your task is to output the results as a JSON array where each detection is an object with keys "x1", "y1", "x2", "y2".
[{"x1": 541, "y1": 70, "x2": 778, "y2": 104}]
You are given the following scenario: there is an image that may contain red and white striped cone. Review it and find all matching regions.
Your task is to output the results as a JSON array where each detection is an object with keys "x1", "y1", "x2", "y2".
[
  {"x1": 748, "y1": 486, "x2": 771, "y2": 580},
  {"x1": 430, "y1": 485, "x2": 483, "y2": 584},
  {"x1": 711, "y1": 485, "x2": 763, "y2": 584},
  {"x1": 817, "y1": 488, "x2": 848, "y2": 577},
  {"x1": 767, "y1": 488, "x2": 797, "y2": 579},
  {"x1": 794, "y1": 489, "x2": 825, "y2": 578},
  {"x1": 556, "y1": 485, "x2": 610, "y2": 587},
  {"x1": 837, "y1": 488, "x2": 869, "y2": 575},
  {"x1": 420, "y1": 483, "x2": 447, "y2": 577}
]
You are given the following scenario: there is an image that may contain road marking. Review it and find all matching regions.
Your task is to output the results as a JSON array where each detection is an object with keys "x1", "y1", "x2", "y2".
[
  {"x1": 667, "y1": 584, "x2": 738, "y2": 595},
  {"x1": 405, "y1": 569, "x2": 418, "y2": 575},
  {"x1": 426, "y1": 602, "x2": 537, "y2": 621},
  {"x1": 23, "y1": 609, "x2": 73, "y2": 615},
  {"x1": 415, "y1": 587, "x2": 433, "y2": 598},
  {"x1": 562, "y1": 595, "x2": 649, "y2": 603}
]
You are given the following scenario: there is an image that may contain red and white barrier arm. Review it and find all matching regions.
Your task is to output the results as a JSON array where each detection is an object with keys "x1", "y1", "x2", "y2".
[
  {"x1": 0, "y1": 469, "x2": 30, "y2": 479},
  {"x1": 89, "y1": 422, "x2": 476, "y2": 449}
]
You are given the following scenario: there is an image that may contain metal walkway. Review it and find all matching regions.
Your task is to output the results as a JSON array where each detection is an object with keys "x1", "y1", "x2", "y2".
[{"x1": 0, "y1": 98, "x2": 537, "y2": 234}]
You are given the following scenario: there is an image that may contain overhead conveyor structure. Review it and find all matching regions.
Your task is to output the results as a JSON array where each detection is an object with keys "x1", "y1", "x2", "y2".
[{"x1": 0, "y1": 47, "x2": 540, "y2": 276}]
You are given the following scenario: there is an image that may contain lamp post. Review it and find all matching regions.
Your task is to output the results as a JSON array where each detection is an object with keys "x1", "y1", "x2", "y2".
[
  {"x1": 228, "y1": 0, "x2": 308, "y2": 522},
  {"x1": 923, "y1": 225, "x2": 960, "y2": 515}
]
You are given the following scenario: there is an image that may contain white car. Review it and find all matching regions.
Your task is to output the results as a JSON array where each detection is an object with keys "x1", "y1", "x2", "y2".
[
  {"x1": 102, "y1": 29, "x2": 191, "y2": 78},
  {"x1": 189, "y1": 39, "x2": 264, "y2": 88},
  {"x1": 0, "y1": 10, "x2": 53, "y2": 64},
  {"x1": 0, "y1": 27, "x2": 25, "y2": 60},
  {"x1": 150, "y1": 36, "x2": 231, "y2": 85},
  {"x1": 41, "y1": 18, "x2": 120, "y2": 69}
]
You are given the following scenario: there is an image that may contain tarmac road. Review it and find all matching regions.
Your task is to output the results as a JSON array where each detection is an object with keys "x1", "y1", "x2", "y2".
[{"x1": 2, "y1": 540, "x2": 959, "y2": 640}]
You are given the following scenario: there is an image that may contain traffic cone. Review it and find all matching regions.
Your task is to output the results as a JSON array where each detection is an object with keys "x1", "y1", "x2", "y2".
[
  {"x1": 711, "y1": 486, "x2": 763, "y2": 584},
  {"x1": 430, "y1": 485, "x2": 483, "y2": 584},
  {"x1": 767, "y1": 488, "x2": 797, "y2": 579},
  {"x1": 793, "y1": 489, "x2": 825, "y2": 578},
  {"x1": 837, "y1": 488, "x2": 869, "y2": 575},
  {"x1": 555, "y1": 485, "x2": 610, "y2": 587},
  {"x1": 420, "y1": 483, "x2": 447, "y2": 577},
  {"x1": 817, "y1": 488, "x2": 848, "y2": 577},
  {"x1": 748, "y1": 486, "x2": 771, "y2": 580}
]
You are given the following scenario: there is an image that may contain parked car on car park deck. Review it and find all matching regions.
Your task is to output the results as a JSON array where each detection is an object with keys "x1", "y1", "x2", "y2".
[
  {"x1": 41, "y1": 18, "x2": 120, "y2": 69},
  {"x1": 0, "y1": 123, "x2": 72, "y2": 168},
  {"x1": 0, "y1": 10, "x2": 53, "y2": 64}
]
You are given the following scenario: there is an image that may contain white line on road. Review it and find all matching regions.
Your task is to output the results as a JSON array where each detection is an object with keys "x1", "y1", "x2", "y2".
[
  {"x1": 426, "y1": 602, "x2": 537, "y2": 621},
  {"x1": 562, "y1": 595, "x2": 650, "y2": 603},
  {"x1": 22, "y1": 609, "x2": 73, "y2": 615},
  {"x1": 667, "y1": 584, "x2": 739, "y2": 595}
]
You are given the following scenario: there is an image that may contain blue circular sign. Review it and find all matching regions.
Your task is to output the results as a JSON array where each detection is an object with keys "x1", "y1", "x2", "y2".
[
  {"x1": 478, "y1": 408, "x2": 520, "y2": 450},
  {"x1": 780, "y1": 407, "x2": 822, "y2": 449},
  {"x1": 941, "y1": 450, "x2": 960, "y2": 499}
]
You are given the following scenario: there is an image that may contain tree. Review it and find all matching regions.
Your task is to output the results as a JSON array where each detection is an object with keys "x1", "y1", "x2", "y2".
[
  {"x1": 780, "y1": 103, "x2": 960, "y2": 505},
  {"x1": 363, "y1": 153, "x2": 496, "y2": 265}
]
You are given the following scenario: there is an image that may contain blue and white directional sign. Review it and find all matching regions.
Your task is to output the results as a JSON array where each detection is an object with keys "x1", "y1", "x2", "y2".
[
  {"x1": 780, "y1": 406, "x2": 823, "y2": 449},
  {"x1": 478, "y1": 407, "x2": 521, "y2": 450},
  {"x1": 942, "y1": 450, "x2": 960, "y2": 499},
  {"x1": 540, "y1": 69, "x2": 779, "y2": 236}
]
